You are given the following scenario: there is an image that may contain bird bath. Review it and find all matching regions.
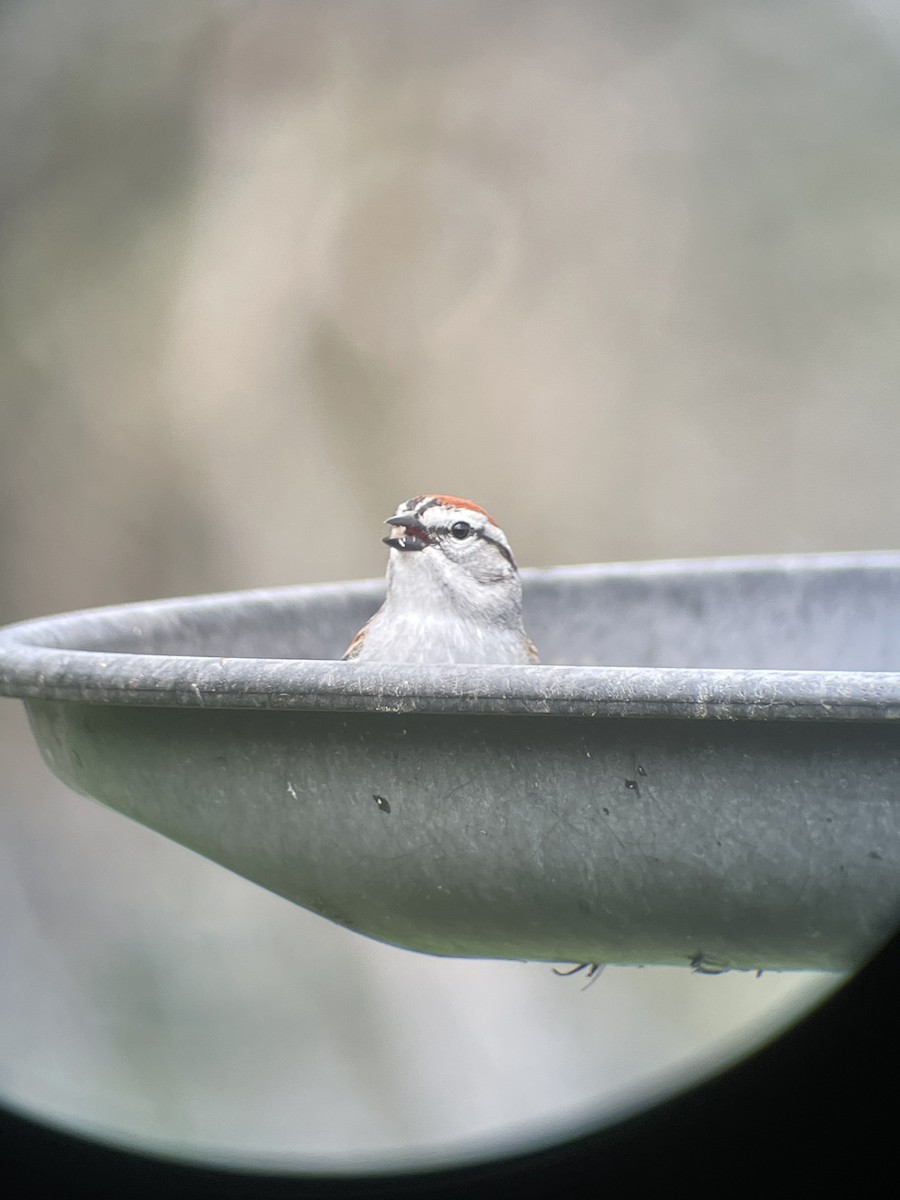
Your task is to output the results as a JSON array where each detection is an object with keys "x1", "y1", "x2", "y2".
[{"x1": 1, "y1": 551, "x2": 899, "y2": 972}]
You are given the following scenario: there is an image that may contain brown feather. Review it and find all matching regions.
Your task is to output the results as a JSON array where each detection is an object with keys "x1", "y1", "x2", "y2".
[{"x1": 343, "y1": 619, "x2": 371, "y2": 660}]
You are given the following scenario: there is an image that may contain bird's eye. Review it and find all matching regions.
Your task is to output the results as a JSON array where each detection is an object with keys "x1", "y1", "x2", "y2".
[{"x1": 450, "y1": 521, "x2": 472, "y2": 539}]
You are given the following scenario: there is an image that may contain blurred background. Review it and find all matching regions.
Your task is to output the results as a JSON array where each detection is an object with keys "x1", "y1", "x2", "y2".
[{"x1": 1, "y1": 0, "x2": 897, "y2": 1173}]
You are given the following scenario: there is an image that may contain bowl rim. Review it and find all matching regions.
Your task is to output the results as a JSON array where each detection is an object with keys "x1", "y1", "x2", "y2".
[{"x1": 2, "y1": 550, "x2": 900, "y2": 720}]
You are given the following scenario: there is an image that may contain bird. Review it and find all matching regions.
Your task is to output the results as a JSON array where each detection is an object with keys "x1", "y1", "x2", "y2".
[{"x1": 344, "y1": 494, "x2": 538, "y2": 666}]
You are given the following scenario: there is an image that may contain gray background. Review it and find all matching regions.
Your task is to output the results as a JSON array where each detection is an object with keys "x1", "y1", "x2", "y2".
[{"x1": 0, "y1": 0, "x2": 895, "y2": 1171}]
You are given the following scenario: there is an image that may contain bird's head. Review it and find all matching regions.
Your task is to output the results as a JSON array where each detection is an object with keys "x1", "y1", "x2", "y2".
[{"x1": 382, "y1": 493, "x2": 521, "y2": 616}]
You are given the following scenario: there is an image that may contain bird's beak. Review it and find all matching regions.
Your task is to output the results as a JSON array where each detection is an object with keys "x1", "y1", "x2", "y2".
[{"x1": 383, "y1": 514, "x2": 431, "y2": 552}]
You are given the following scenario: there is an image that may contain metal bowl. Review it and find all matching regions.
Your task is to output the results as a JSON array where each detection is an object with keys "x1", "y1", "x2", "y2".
[{"x1": 2, "y1": 551, "x2": 899, "y2": 972}]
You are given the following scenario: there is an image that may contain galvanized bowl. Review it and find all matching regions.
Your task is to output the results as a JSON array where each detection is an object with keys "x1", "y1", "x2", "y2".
[{"x1": 1, "y1": 551, "x2": 899, "y2": 972}]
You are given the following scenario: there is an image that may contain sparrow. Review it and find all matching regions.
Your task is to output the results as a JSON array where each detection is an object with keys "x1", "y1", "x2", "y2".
[{"x1": 344, "y1": 494, "x2": 538, "y2": 666}]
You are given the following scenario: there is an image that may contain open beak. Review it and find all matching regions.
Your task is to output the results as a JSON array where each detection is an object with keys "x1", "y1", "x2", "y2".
[{"x1": 383, "y1": 513, "x2": 432, "y2": 552}]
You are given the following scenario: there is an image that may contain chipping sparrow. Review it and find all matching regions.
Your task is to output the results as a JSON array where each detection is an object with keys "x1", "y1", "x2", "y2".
[{"x1": 344, "y1": 494, "x2": 538, "y2": 665}]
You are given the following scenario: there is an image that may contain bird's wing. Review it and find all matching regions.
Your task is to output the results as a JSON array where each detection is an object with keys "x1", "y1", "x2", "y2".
[{"x1": 342, "y1": 614, "x2": 375, "y2": 660}]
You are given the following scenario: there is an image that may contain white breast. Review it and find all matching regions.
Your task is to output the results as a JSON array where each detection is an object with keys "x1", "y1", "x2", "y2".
[{"x1": 353, "y1": 606, "x2": 533, "y2": 665}]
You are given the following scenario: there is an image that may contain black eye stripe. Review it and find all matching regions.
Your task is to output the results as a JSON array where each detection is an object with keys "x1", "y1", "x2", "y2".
[{"x1": 479, "y1": 532, "x2": 516, "y2": 567}]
